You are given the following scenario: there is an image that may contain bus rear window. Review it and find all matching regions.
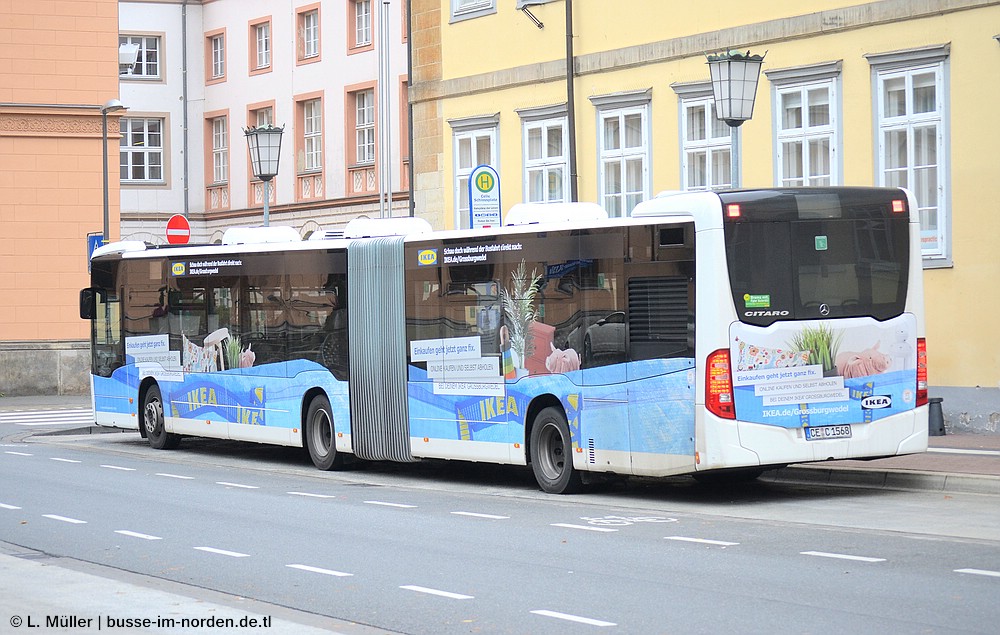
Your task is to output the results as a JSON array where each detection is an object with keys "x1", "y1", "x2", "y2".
[{"x1": 723, "y1": 189, "x2": 910, "y2": 326}]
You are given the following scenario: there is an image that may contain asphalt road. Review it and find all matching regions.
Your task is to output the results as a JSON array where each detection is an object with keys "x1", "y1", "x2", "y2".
[{"x1": 2, "y1": 418, "x2": 999, "y2": 634}]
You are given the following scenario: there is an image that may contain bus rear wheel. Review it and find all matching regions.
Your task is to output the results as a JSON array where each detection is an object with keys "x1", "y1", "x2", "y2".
[
  {"x1": 529, "y1": 406, "x2": 583, "y2": 494},
  {"x1": 143, "y1": 385, "x2": 180, "y2": 450},
  {"x1": 305, "y1": 394, "x2": 341, "y2": 471}
]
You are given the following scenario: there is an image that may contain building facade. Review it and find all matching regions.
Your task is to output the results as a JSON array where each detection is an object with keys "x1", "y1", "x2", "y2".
[{"x1": 409, "y1": 0, "x2": 1000, "y2": 430}]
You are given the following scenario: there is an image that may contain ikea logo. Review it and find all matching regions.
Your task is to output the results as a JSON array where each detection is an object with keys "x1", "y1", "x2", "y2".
[
  {"x1": 417, "y1": 249, "x2": 438, "y2": 266},
  {"x1": 171, "y1": 262, "x2": 186, "y2": 276}
]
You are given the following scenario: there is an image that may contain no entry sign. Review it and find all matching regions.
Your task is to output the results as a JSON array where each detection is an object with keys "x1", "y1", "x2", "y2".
[{"x1": 166, "y1": 214, "x2": 191, "y2": 245}]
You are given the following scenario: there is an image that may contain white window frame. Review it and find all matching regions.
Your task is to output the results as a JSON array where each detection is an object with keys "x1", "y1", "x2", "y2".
[
  {"x1": 449, "y1": 114, "x2": 499, "y2": 230},
  {"x1": 867, "y1": 45, "x2": 950, "y2": 265},
  {"x1": 591, "y1": 90, "x2": 651, "y2": 217},
  {"x1": 210, "y1": 34, "x2": 225, "y2": 79},
  {"x1": 302, "y1": 10, "x2": 319, "y2": 59},
  {"x1": 355, "y1": 89, "x2": 375, "y2": 165},
  {"x1": 355, "y1": 0, "x2": 372, "y2": 47},
  {"x1": 255, "y1": 23, "x2": 271, "y2": 69},
  {"x1": 254, "y1": 107, "x2": 273, "y2": 128},
  {"x1": 516, "y1": 104, "x2": 569, "y2": 204},
  {"x1": 120, "y1": 117, "x2": 164, "y2": 183},
  {"x1": 119, "y1": 35, "x2": 160, "y2": 79},
  {"x1": 304, "y1": 99, "x2": 323, "y2": 173},
  {"x1": 767, "y1": 61, "x2": 842, "y2": 187},
  {"x1": 451, "y1": 0, "x2": 495, "y2": 23},
  {"x1": 211, "y1": 117, "x2": 228, "y2": 184},
  {"x1": 672, "y1": 82, "x2": 732, "y2": 192}
]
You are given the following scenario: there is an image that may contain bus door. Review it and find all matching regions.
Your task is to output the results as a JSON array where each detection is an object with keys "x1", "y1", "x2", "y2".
[{"x1": 625, "y1": 224, "x2": 697, "y2": 476}]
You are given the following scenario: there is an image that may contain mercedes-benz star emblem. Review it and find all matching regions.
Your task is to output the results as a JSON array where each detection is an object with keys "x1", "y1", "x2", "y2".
[{"x1": 819, "y1": 304, "x2": 830, "y2": 316}]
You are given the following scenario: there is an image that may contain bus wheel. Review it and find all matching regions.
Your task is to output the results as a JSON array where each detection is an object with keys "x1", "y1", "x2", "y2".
[
  {"x1": 306, "y1": 395, "x2": 340, "y2": 471},
  {"x1": 529, "y1": 406, "x2": 583, "y2": 494},
  {"x1": 143, "y1": 385, "x2": 180, "y2": 450}
]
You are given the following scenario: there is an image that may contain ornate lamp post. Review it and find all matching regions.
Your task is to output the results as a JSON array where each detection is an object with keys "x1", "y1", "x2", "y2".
[
  {"x1": 707, "y1": 50, "x2": 765, "y2": 188},
  {"x1": 244, "y1": 124, "x2": 284, "y2": 227}
]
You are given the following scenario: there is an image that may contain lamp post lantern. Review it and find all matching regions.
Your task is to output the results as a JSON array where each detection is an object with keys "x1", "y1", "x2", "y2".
[
  {"x1": 100, "y1": 99, "x2": 127, "y2": 242},
  {"x1": 244, "y1": 124, "x2": 284, "y2": 227},
  {"x1": 706, "y1": 50, "x2": 765, "y2": 188}
]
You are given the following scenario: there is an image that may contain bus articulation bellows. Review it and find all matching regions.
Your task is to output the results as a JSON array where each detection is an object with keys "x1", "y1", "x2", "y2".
[{"x1": 81, "y1": 187, "x2": 928, "y2": 493}]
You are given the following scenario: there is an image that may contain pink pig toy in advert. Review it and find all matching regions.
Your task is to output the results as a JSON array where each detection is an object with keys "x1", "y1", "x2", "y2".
[
  {"x1": 835, "y1": 341, "x2": 890, "y2": 379},
  {"x1": 545, "y1": 342, "x2": 581, "y2": 374}
]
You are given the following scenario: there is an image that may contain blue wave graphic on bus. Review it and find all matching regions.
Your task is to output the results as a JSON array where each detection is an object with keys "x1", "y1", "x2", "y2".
[{"x1": 168, "y1": 380, "x2": 266, "y2": 425}]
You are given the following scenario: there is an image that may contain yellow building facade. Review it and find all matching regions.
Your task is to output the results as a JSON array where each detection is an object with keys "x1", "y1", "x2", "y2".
[{"x1": 410, "y1": 0, "x2": 1000, "y2": 428}]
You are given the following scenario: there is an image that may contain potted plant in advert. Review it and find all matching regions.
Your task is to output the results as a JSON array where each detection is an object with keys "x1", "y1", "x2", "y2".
[
  {"x1": 500, "y1": 259, "x2": 542, "y2": 377},
  {"x1": 788, "y1": 323, "x2": 843, "y2": 377}
]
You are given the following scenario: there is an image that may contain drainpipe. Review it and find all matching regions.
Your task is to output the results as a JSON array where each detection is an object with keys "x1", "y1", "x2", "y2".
[
  {"x1": 406, "y1": 0, "x2": 414, "y2": 216},
  {"x1": 181, "y1": 0, "x2": 190, "y2": 218},
  {"x1": 565, "y1": 0, "x2": 578, "y2": 202}
]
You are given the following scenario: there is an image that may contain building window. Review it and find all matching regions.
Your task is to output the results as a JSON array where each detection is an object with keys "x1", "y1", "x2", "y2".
[
  {"x1": 298, "y1": 7, "x2": 320, "y2": 61},
  {"x1": 592, "y1": 90, "x2": 651, "y2": 217},
  {"x1": 119, "y1": 35, "x2": 160, "y2": 79},
  {"x1": 253, "y1": 21, "x2": 271, "y2": 71},
  {"x1": 517, "y1": 105, "x2": 569, "y2": 204},
  {"x1": 207, "y1": 31, "x2": 225, "y2": 82},
  {"x1": 868, "y1": 45, "x2": 949, "y2": 263},
  {"x1": 355, "y1": 90, "x2": 375, "y2": 165},
  {"x1": 353, "y1": 0, "x2": 372, "y2": 48},
  {"x1": 252, "y1": 106, "x2": 273, "y2": 128},
  {"x1": 449, "y1": 114, "x2": 498, "y2": 229},
  {"x1": 451, "y1": 0, "x2": 495, "y2": 22},
  {"x1": 303, "y1": 99, "x2": 323, "y2": 172},
  {"x1": 211, "y1": 117, "x2": 228, "y2": 184},
  {"x1": 767, "y1": 61, "x2": 842, "y2": 187},
  {"x1": 681, "y1": 97, "x2": 732, "y2": 191},
  {"x1": 119, "y1": 118, "x2": 164, "y2": 182}
]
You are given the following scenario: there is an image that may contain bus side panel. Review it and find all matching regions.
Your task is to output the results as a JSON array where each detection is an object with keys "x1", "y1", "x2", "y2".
[
  {"x1": 93, "y1": 367, "x2": 139, "y2": 430},
  {"x1": 627, "y1": 359, "x2": 698, "y2": 477}
]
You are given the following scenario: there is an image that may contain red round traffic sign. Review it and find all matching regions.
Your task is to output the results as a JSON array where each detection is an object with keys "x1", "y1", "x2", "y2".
[{"x1": 166, "y1": 214, "x2": 191, "y2": 245}]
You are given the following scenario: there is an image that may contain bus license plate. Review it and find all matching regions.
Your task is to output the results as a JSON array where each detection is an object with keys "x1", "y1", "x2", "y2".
[{"x1": 805, "y1": 425, "x2": 852, "y2": 441}]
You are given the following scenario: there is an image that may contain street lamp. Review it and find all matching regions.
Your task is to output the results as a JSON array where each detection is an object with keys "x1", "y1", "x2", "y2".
[
  {"x1": 706, "y1": 50, "x2": 765, "y2": 188},
  {"x1": 101, "y1": 99, "x2": 127, "y2": 242},
  {"x1": 244, "y1": 124, "x2": 284, "y2": 227}
]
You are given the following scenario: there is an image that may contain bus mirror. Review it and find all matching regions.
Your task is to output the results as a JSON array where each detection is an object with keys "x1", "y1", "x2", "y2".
[{"x1": 79, "y1": 288, "x2": 97, "y2": 320}]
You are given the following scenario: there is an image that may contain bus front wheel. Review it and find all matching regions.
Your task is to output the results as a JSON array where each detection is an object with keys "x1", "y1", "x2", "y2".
[
  {"x1": 529, "y1": 406, "x2": 583, "y2": 494},
  {"x1": 143, "y1": 385, "x2": 180, "y2": 450},
  {"x1": 305, "y1": 395, "x2": 341, "y2": 471}
]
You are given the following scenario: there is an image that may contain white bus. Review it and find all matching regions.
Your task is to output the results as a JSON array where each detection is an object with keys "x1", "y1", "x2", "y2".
[{"x1": 81, "y1": 187, "x2": 927, "y2": 493}]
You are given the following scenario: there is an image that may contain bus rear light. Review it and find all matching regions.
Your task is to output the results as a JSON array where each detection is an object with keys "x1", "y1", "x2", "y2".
[
  {"x1": 892, "y1": 199, "x2": 906, "y2": 213},
  {"x1": 706, "y1": 349, "x2": 736, "y2": 420},
  {"x1": 916, "y1": 338, "x2": 928, "y2": 407},
  {"x1": 726, "y1": 204, "x2": 741, "y2": 218}
]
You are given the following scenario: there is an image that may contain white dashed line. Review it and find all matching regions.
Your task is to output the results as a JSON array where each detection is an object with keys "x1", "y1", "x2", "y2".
[
  {"x1": 287, "y1": 492, "x2": 337, "y2": 499},
  {"x1": 400, "y1": 585, "x2": 474, "y2": 600},
  {"x1": 531, "y1": 610, "x2": 616, "y2": 627},
  {"x1": 801, "y1": 551, "x2": 886, "y2": 563},
  {"x1": 155, "y1": 473, "x2": 194, "y2": 480},
  {"x1": 4, "y1": 451, "x2": 33, "y2": 456},
  {"x1": 43, "y1": 515, "x2": 87, "y2": 524},
  {"x1": 101, "y1": 465, "x2": 136, "y2": 471},
  {"x1": 286, "y1": 564, "x2": 353, "y2": 577},
  {"x1": 364, "y1": 501, "x2": 417, "y2": 508},
  {"x1": 194, "y1": 547, "x2": 250, "y2": 558},
  {"x1": 665, "y1": 536, "x2": 739, "y2": 546},
  {"x1": 451, "y1": 511, "x2": 510, "y2": 520},
  {"x1": 0, "y1": 503, "x2": 22, "y2": 510},
  {"x1": 550, "y1": 523, "x2": 618, "y2": 533},
  {"x1": 115, "y1": 530, "x2": 162, "y2": 541},
  {"x1": 216, "y1": 482, "x2": 259, "y2": 489},
  {"x1": 955, "y1": 568, "x2": 1000, "y2": 578},
  {"x1": 50, "y1": 458, "x2": 81, "y2": 463}
]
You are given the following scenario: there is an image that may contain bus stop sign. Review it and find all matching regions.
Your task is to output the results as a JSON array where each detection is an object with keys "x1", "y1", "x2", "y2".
[{"x1": 166, "y1": 214, "x2": 191, "y2": 244}]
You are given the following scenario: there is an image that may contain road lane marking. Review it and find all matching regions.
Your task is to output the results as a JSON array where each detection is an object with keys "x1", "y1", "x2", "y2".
[
  {"x1": 50, "y1": 458, "x2": 81, "y2": 463},
  {"x1": 665, "y1": 536, "x2": 739, "y2": 546},
  {"x1": 0, "y1": 503, "x2": 22, "y2": 510},
  {"x1": 0, "y1": 409, "x2": 94, "y2": 427},
  {"x1": 550, "y1": 523, "x2": 618, "y2": 533},
  {"x1": 194, "y1": 547, "x2": 250, "y2": 558},
  {"x1": 400, "y1": 585, "x2": 473, "y2": 600},
  {"x1": 451, "y1": 511, "x2": 510, "y2": 519},
  {"x1": 216, "y1": 482, "x2": 259, "y2": 489},
  {"x1": 286, "y1": 564, "x2": 353, "y2": 577},
  {"x1": 955, "y1": 568, "x2": 1000, "y2": 578},
  {"x1": 115, "y1": 530, "x2": 162, "y2": 540},
  {"x1": 155, "y1": 473, "x2": 194, "y2": 480},
  {"x1": 101, "y1": 465, "x2": 136, "y2": 471},
  {"x1": 4, "y1": 451, "x2": 33, "y2": 456},
  {"x1": 287, "y1": 492, "x2": 337, "y2": 499},
  {"x1": 43, "y1": 515, "x2": 87, "y2": 524},
  {"x1": 364, "y1": 500, "x2": 417, "y2": 508},
  {"x1": 531, "y1": 610, "x2": 616, "y2": 627},
  {"x1": 801, "y1": 551, "x2": 885, "y2": 563}
]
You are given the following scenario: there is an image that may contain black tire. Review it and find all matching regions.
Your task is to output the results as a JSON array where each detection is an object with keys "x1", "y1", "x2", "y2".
[
  {"x1": 143, "y1": 385, "x2": 180, "y2": 450},
  {"x1": 529, "y1": 406, "x2": 583, "y2": 494},
  {"x1": 305, "y1": 394, "x2": 340, "y2": 471}
]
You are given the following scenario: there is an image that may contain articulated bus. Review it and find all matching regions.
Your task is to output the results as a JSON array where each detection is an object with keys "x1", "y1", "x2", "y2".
[{"x1": 81, "y1": 187, "x2": 927, "y2": 493}]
